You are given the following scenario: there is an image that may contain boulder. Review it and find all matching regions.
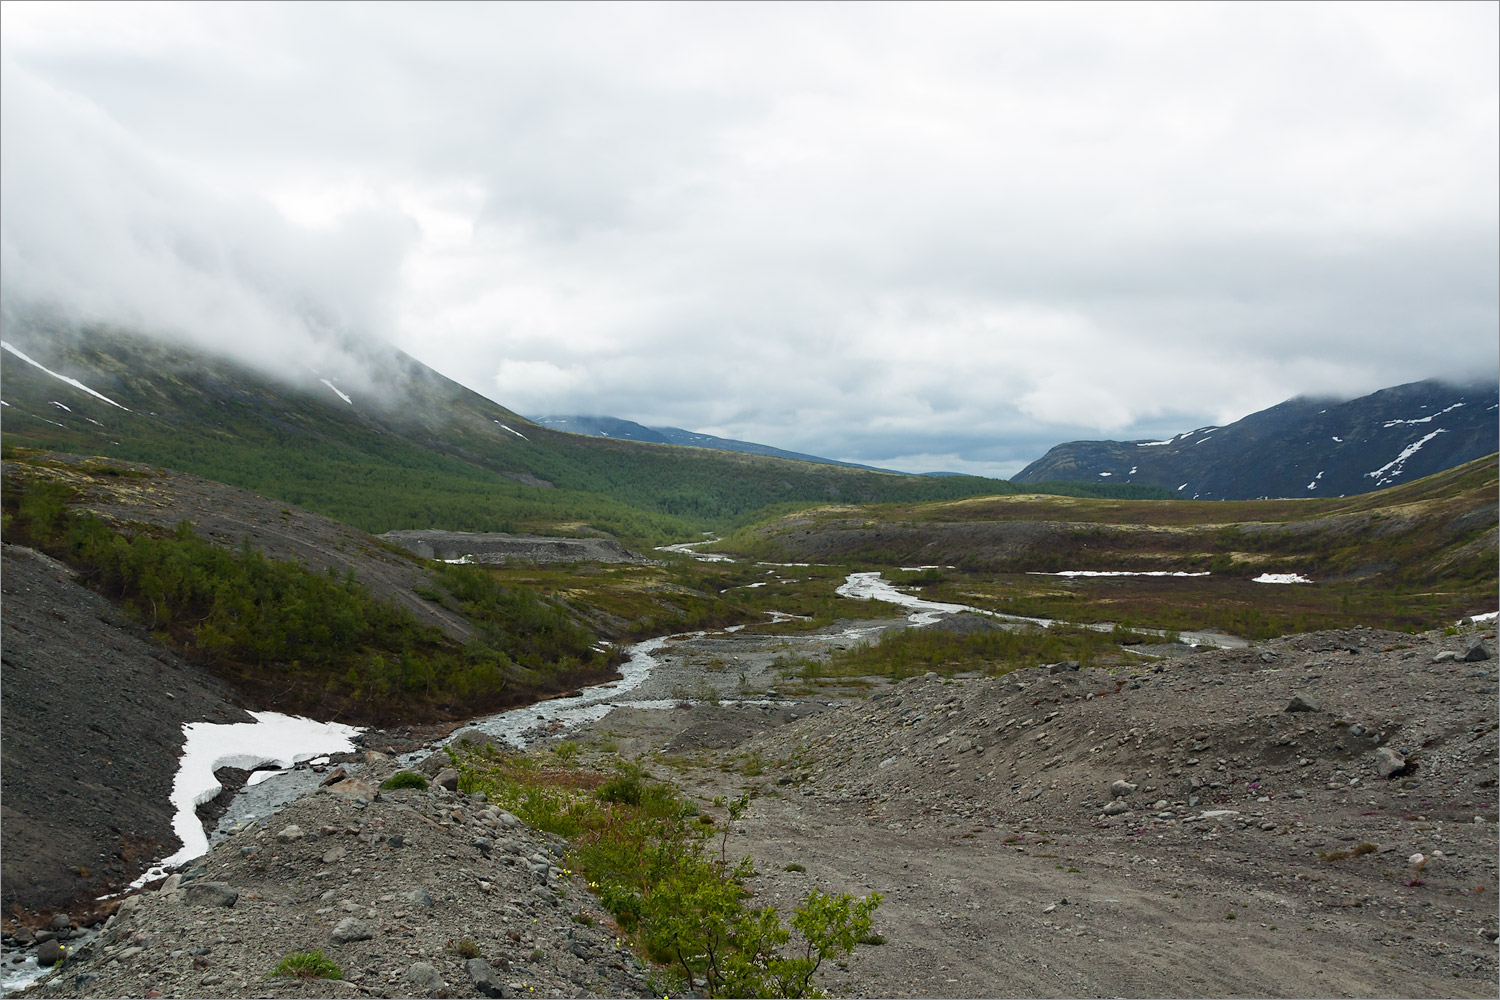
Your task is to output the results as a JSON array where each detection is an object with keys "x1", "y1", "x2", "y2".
[
  {"x1": 450, "y1": 727, "x2": 494, "y2": 751},
  {"x1": 1375, "y1": 747, "x2": 1408, "y2": 779},
  {"x1": 1284, "y1": 692, "x2": 1323, "y2": 713},
  {"x1": 331, "y1": 916, "x2": 374, "y2": 943},
  {"x1": 1102, "y1": 799, "x2": 1130, "y2": 816},
  {"x1": 434, "y1": 768, "x2": 461, "y2": 791},
  {"x1": 1110, "y1": 779, "x2": 1138, "y2": 798},
  {"x1": 1431, "y1": 651, "x2": 1462, "y2": 663},
  {"x1": 466, "y1": 957, "x2": 507, "y2": 998},
  {"x1": 183, "y1": 881, "x2": 239, "y2": 908},
  {"x1": 1463, "y1": 639, "x2": 1491, "y2": 662},
  {"x1": 36, "y1": 939, "x2": 64, "y2": 967},
  {"x1": 407, "y1": 961, "x2": 445, "y2": 992}
]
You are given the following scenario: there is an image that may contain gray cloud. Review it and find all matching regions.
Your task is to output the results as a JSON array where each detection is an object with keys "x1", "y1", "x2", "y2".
[{"x1": 2, "y1": 3, "x2": 1495, "y2": 477}]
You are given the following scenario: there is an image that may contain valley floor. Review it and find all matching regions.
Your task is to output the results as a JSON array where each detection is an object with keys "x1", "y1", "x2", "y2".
[{"x1": 14, "y1": 618, "x2": 1500, "y2": 998}]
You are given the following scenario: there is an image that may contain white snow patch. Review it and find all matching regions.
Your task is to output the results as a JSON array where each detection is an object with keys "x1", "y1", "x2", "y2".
[
  {"x1": 1365, "y1": 429, "x2": 1447, "y2": 485},
  {"x1": 1331, "y1": 436, "x2": 1342, "y2": 443},
  {"x1": 50, "y1": 400, "x2": 72, "y2": 412},
  {"x1": 1029, "y1": 570, "x2": 1211, "y2": 578},
  {"x1": 1253, "y1": 573, "x2": 1313, "y2": 584},
  {"x1": 319, "y1": 379, "x2": 352, "y2": 405},
  {"x1": 1098, "y1": 471, "x2": 1112, "y2": 477},
  {"x1": 1128, "y1": 466, "x2": 1137, "y2": 476},
  {"x1": 496, "y1": 422, "x2": 529, "y2": 441},
  {"x1": 0, "y1": 400, "x2": 8, "y2": 406},
  {"x1": 1136, "y1": 439, "x2": 1175, "y2": 447},
  {"x1": 1176, "y1": 483, "x2": 1188, "y2": 491},
  {"x1": 1459, "y1": 611, "x2": 1498, "y2": 624},
  {"x1": 1, "y1": 341, "x2": 130, "y2": 409},
  {"x1": 132, "y1": 712, "x2": 361, "y2": 886},
  {"x1": 442, "y1": 555, "x2": 475, "y2": 565},
  {"x1": 1383, "y1": 402, "x2": 1464, "y2": 427}
]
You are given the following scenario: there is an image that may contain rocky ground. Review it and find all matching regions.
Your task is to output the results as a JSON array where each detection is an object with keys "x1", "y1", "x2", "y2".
[
  {"x1": 8, "y1": 608, "x2": 1498, "y2": 998},
  {"x1": 23, "y1": 757, "x2": 652, "y2": 999}
]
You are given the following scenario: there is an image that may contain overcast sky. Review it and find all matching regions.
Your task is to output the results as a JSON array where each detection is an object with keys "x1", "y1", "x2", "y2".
[{"x1": 2, "y1": 2, "x2": 1495, "y2": 477}]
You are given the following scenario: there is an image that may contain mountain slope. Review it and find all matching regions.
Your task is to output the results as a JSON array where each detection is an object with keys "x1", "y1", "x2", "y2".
[
  {"x1": 0, "y1": 322, "x2": 1044, "y2": 542},
  {"x1": 533, "y1": 414, "x2": 895, "y2": 471},
  {"x1": 1012, "y1": 379, "x2": 1499, "y2": 499}
]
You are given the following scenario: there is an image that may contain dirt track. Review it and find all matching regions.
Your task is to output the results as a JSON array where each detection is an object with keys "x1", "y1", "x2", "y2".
[{"x1": 558, "y1": 619, "x2": 1500, "y2": 998}]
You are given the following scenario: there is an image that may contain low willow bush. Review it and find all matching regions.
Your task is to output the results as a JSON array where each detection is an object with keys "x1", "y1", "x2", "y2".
[{"x1": 452, "y1": 747, "x2": 881, "y2": 998}]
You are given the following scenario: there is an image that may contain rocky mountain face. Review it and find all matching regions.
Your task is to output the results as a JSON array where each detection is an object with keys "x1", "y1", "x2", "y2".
[{"x1": 1013, "y1": 379, "x2": 1499, "y2": 499}]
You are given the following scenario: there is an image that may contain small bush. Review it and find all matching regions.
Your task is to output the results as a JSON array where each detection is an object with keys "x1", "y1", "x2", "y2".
[
  {"x1": 446, "y1": 938, "x2": 480, "y2": 959},
  {"x1": 379, "y1": 770, "x2": 429, "y2": 791},
  {"x1": 273, "y1": 951, "x2": 342, "y2": 980},
  {"x1": 1319, "y1": 842, "x2": 1378, "y2": 863},
  {"x1": 783, "y1": 863, "x2": 806, "y2": 873}
]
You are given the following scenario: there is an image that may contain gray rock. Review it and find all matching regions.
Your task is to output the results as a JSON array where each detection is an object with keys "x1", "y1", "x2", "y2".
[
  {"x1": 1432, "y1": 650, "x2": 1462, "y2": 663},
  {"x1": 405, "y1": 887, "x2": 435, "y2": 908},
  {"x1": 36, "y1": 940, "x2": 64, "y2": 967},
  {"x1": 183, "y1": 881, "x2": 239, "y2": 908},
  {"x1": 322, "y1": 845, "x2": 347, "y2": 864},
  {"x1": 49, "y1": 913, "x2": 70, "y2": 931},
  {"x1": 1102, "y1": 799, "x2": 1130, "y2": 816},
  {"x1": 434, "y1": 768, "x2": 461, "y2": 791},
  {"x1": 1110, "y1": 779, "x2": 1138, "y2": 798},
  {"x1": 1047, "y1": 660, "x2": 1080, "y2": 674},
  {"x1": 276, "y1": 824, "x2": 306, "y2": 842},
  {"x1": 331, "y1": 916, "x2": 374, "y2": 943},
  {"x1": 1284, "y1": 692, "x2": 1322, "y2": 713},
  {"x1": 1463, "y1": 639, "x2": 1491, "y2": 662},
  {"x1": 450, "y1": 728, "x2": 494, "y2": 751},
  {"x1": 406, "y1": 961, "x2": 445, "y2": 991},
  {"x1": 417, "y1": 752, "x2": 449, "y2": 777},
  {"x1": 1375, "y1": 746, "x2": 1408, "y2": 779},
  {"x1": 467, "y1": 957, "x2": 508, "y2": 997}
]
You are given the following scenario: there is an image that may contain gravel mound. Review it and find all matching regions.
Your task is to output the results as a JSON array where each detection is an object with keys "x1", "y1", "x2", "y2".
[{"x1": 27, "y1": 761, "x2": 653, "y2": 999}]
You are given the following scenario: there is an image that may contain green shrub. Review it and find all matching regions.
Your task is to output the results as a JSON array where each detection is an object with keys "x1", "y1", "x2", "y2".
[
  {"x1": 379, "y1": 771, "x2": 429, "y2": 791},
  {"x1": 446, "y1": 938, "x2": 480, "y2": 959},
  {"x1": 273, "y1": 951, "x2": 342, "y2": 980}
]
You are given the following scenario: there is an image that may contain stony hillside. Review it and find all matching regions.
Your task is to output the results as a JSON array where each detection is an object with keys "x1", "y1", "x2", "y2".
[{"x1": 1013, "y1": 379, "x2": 1499, "y2": 499}]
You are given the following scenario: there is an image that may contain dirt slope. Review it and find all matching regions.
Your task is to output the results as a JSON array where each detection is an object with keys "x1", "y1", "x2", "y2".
[{"x1": 0, "y1": 544, "x2": 254, "y2": 922}]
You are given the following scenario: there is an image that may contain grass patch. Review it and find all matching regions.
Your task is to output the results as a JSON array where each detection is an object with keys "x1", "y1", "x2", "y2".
[
  {"x1": 272, "y1": 951, "x2": 342, "y2": 980},
  {"x1": 379, "y1": 771, "x2": 430, "y2": 791}
]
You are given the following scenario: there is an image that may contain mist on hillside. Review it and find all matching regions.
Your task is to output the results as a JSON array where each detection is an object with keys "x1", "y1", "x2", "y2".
[{"x1": 0, "y1": 59, "x2": 410, "y2": 397}]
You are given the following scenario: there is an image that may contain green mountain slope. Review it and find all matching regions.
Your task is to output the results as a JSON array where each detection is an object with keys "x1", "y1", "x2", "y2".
[{"x1": 0, "y1": 323, "x2": 1164, "y2": 544}]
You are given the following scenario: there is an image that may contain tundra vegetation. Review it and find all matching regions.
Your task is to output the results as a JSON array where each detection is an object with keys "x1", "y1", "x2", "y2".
[{"x1": 449, "y1": 747, "x2": 882, "y2": 998}]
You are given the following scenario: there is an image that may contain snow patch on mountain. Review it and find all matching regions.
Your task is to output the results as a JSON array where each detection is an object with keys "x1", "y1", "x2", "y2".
[
  {"x1": 2, "y1": 340, "x2": 130, "y2": 410},
  {"x1": 1366, "y1": 429, "x2": 1448, "y2": 486}
]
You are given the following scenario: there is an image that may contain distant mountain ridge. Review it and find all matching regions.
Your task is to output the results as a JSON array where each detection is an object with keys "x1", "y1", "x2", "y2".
[
  {"x1": 1012, "y1": 379, "x2": 1500, "y2": 499},
  {"x1": 531, "y1": 415, "x2": 896, "y2": 472}
]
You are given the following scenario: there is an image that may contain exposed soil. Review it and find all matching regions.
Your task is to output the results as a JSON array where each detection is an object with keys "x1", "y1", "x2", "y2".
[
  {"x1": 562, "y1": 620, "x2": 1500, "y2": 998},
  {"x1": 0, "y1": 544, "x2": 254, "y2": 924},
  {"x1": 381, "y1": 530, "x2": 652, "y2": 566}
]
